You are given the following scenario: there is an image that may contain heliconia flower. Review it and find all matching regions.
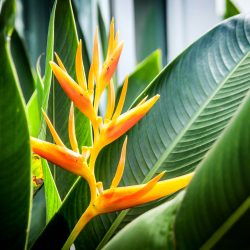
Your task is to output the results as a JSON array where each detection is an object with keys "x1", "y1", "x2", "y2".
[
  {"x1": 95, "y1": 172, "x2": 194, "y2": 214},
  {"x1": 49, "y1": 61, "x2": 97, "y2": 124},
  {"x1": 32, "y1": 19, "x2": 195, "y2": 250},
  {"x1": 30, "y1": 137, "x2": 89, "y2": 178}
]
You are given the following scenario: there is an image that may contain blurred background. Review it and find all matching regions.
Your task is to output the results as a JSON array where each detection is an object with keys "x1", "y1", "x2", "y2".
[{"x1": 13, "y1": 0, "x2": 250, "y2": 83}]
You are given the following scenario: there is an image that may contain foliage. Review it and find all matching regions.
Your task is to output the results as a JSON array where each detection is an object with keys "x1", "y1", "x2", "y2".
[{"x1": 0, "y1": 0, "x2": 249, "y2": 249}]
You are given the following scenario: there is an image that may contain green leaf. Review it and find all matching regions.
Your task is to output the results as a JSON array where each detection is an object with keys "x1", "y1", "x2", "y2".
[
  {"x1": 28, "y1": 186, "x2": 46, "y2": 249},
  {"x1": 27, "y1": 92, "x2": 41, "y2": 137},
  {"x1": 0, "y1": 0, "x2": 15, "y2": 36},
  {"x1": 33, "y1": 1, "x2": 60, "y2": 230},
  {"x1": 33, "y1": 14, "x2": 250, "y2": 249},
  {"x1": 10, "y1": 29, "x2": 35, "y2": 103},
  {"x1": 224, "y1": 0, "x2": 240, "y2": 19},
  {"x1": 117, "y1": 49, "x2": 162, "y2": 112},
  {"x1": 42, "y1": 159, "x2": 62, "y2": 222},
  {"x1": 46, "y1": 0, "x2": 92, "y2": 199},
  {"x1": 0, "y1": 0, "x2": 31, "y2": 248},
  {"x1": 104, "y1": 90, "x2": 250, "y2": 250},
  {"x1": 175, "y1": 92, "x2": 250, "y2": 249}
]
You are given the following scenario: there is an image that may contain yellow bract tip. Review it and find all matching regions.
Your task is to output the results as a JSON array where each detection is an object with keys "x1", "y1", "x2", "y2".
[
  {"x1": 76, "y1": 39, "x2": 87, "y2": 90},
  {"x1": 110, "y1": 137, "x2": 128, "y2": 188},
  {"x1": 42, "y1": 109, "x2": 65, "y2": 147},
  {"x1": 104, "y1": 79, "x2": 115, "y2": 121},
  {"x1": 68, "y1": 102, "x2": 79, "y2": 153},
  {"x1": 54, "y1": 53, "x2": 67, "y2": 72},
  {"x1": 112, "y1": 75, "x2": 128, "y2": 120},
  {"x1": 93, "y1": 27, "x2": 100, "y2": 80}
]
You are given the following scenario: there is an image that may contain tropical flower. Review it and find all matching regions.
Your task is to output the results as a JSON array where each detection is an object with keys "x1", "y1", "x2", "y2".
[{"x1": 30, "y1": 19, "x2": 194, "y2": 249}]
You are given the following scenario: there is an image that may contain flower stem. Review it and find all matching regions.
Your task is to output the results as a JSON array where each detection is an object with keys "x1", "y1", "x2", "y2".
[{"x1": 62, "y1": 205, "x2": 97, "y2": 250}]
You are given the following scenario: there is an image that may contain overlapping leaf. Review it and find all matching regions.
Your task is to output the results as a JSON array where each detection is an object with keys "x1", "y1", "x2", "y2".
[{"x1": 0, "y1": 0, "x2": 31, "y2": 248}]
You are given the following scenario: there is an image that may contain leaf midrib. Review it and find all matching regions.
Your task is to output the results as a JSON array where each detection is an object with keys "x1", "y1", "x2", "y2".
[
  {"x1": 96, "y1": 47, "x2": 250, "y2": 250},
  {"x1": 144, "y1": 48, "x2": 250, "y2": 182}
]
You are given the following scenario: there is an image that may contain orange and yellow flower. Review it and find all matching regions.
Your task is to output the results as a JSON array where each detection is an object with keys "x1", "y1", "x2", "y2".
[{"x1": 30, "y1": 19, "x2": 194, "y2": 250}]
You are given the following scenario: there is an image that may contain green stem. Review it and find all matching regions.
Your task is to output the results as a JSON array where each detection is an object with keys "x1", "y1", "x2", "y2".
[{"x1": 62, "y1": 205, "x2": 97, "y2": 250}]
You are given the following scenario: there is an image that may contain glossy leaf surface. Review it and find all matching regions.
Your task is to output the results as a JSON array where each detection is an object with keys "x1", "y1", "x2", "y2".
[
  {"x1": 0, "y1": 0, "x2": 31, "y2": 248},
  {"x1": 104, "y1": 91, "x2": 250, "y2": 250}
]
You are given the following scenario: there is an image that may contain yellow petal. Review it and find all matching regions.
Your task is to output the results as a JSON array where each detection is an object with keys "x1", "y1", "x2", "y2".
[
  {"x1": 107, "y1": 18, "x2": 115, "y2": 58},
  {"x1": 54, "y1": 52, "x2": 67, "y2": 72},
  {"x1": 130, "y1": 171, "x2": 166, "y2": 199},
  {"x1": 93, "y1": 27, "x2": 100, "y2": 80},
  {"x1": 113, "y1": 30, "x2": 119, "y2": 49},
  {"x1": 110, "y1": 137, "x2": 127, "y2": 188},
  {"x1": 68, "y1": 102, "x2": 79, "y2": 153},
  {"x1": 42, "y1": 109, "x2": 65, "y2": 147},
  {"x1": 112, "y1": 76, "x2": 128, "y2": 120},
  {"x1": 104, "y1": 79, "x2": 115, "y2": 121},
  {"x1": 88, "y1": 63, "x2": 94, "y2": 95},
  {"x1": 136, "y1": 95, "x2": 148, "y2": 106},
  {"x1": 76, "y1": 40, "x2": 87, "y2": 90},
  {"x1": 50, "y1": 62, "x2": 96, "y2": 123},
  {"x1": 101, "y1": 95, "x2": 160, "y2": 146},
  {"x1": 96, "y1": 172, "x2": 194, "y2": 213},
  {"x1": 30, "y1": 137, "x2": 87, "y2": 177}
]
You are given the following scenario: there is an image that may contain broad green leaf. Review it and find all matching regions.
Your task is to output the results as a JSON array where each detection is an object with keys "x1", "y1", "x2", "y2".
[
  {"x1": 117, "y1": 49, "x2": 162, "y2": 112},
  {"x1": 33, "y1": 14, "x2": 250, "y2": 249},
  {"x1": 10, "y1": 29, "x2": 35, "y2": 103},
  {"x1": 46, "y1": 0, "x2": 92, "y2": 199},
  {"x1": 104, "y1": 90, "x2": 250, "y2": 250},
  {"x1": 175, "y1": 92, "x2": 250, "y2": 249},
  {"x1": 224, "y1": 0, "x2": 240, "y2": 19},
  {"x1": 0, "y1": 0, "x2": 31, "y2": 248}
]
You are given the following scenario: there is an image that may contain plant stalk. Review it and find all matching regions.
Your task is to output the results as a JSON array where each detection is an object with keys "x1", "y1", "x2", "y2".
[{"x1": 62, "y1": 205, "x2": 97, "y2": 250}]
